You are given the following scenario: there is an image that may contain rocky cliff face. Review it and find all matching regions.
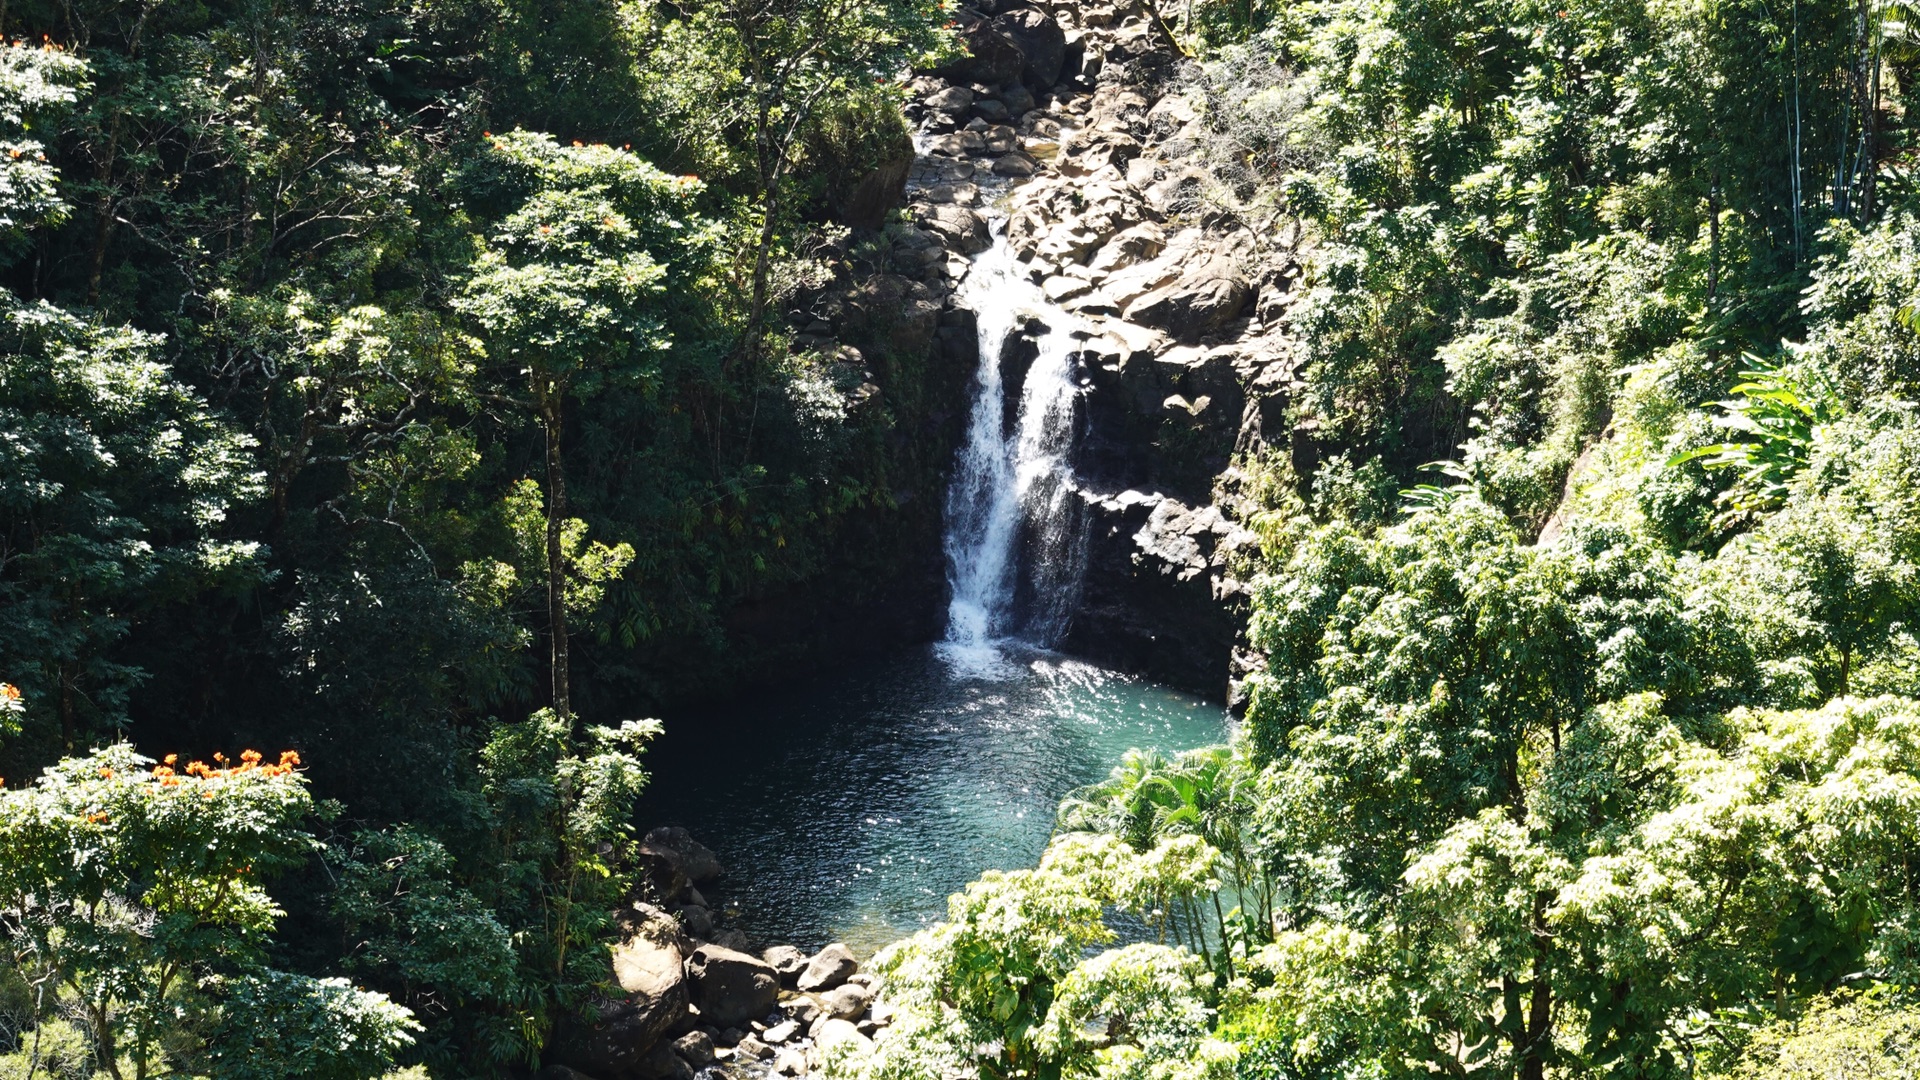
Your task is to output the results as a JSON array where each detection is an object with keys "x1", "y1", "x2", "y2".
[{"x1": 878, "y1": 0, "x2": 1299, "y2": 700}]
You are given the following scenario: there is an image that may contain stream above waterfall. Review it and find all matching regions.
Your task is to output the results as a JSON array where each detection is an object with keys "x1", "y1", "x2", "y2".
[{"x1": 637, "y1": 644, "x2": 1227, "y2": 955}]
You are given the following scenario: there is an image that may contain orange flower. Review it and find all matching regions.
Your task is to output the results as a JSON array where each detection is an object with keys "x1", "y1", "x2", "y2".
[
  {"x1": 98, "y1": 768, "x2": 113, "y2": 779},
  {"x1": 278, "y1": 751, "x2": 301, "y2": 767},
  {"x1": 0, "y1": 683, "x2": 20, "y2": 702},
  {"x1": 164, "y1": 754, "x2": 178, "y2": 766},
  {"x1": 241, "y1": 749, "x2": 262, "y2": 765}
]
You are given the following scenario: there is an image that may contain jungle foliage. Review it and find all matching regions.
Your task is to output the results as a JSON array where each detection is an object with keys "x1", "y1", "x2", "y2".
[
  {"x1": 833, "y1": 0, "x2": 1920, "y2": 1077},
  {"x1": 0, "y1": 0, "x2": 949, "y2": 1072}
]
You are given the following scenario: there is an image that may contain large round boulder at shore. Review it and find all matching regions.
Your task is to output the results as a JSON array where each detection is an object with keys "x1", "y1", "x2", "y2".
[{"x1": 686, "y1": 943, "x2": 781, "y2": 1028}]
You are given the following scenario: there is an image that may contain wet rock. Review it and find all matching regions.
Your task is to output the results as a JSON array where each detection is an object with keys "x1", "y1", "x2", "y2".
[
  {"x1": 736, "y1": 1034, "x2": 775, "y2": 1061},
  {"x1": 797, "y1": 942, "x2": 859, "y2": 992},
  {"x1": 686, "y1": 944, "x2": 780, "y2": 1028},
  {"x1": 983, "y1": 124, "x2": 1020, "y2": 153}
]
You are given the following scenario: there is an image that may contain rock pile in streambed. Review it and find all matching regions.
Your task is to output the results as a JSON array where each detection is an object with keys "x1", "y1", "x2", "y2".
[{"x1": 546, "y1": 829, "x2": 892, "y2": 1080}]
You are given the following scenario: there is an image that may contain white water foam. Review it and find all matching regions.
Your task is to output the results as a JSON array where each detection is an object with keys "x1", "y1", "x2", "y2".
[{"x1": 939, "y1": 221, "x2": 1088, "y2": 678}]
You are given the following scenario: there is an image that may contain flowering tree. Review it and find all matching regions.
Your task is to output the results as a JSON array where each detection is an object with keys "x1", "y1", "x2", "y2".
[{"x1": 0, "y1": 743, "x2": 417, "y2": 1080}]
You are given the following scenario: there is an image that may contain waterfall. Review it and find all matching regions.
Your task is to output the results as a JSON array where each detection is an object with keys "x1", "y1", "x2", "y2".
[{"x1": 940, "y1": 223, "x2": 1088, "y2": 672}]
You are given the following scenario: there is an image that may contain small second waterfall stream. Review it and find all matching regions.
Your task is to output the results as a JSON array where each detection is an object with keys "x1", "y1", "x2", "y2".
[{"x1": 941, "y1": 224, "x2": 1088, "y2": 669}]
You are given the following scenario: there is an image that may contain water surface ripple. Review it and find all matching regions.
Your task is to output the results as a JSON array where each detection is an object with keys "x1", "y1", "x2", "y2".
[{"x1": 639, "y1": 645, "x2": 1227, "y2": 954}]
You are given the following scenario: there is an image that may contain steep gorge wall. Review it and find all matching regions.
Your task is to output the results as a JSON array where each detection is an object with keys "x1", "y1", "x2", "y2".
[
  {"x1": 719, "y1": 0, "x2": 1302, "y2": 705},
  {"x1": 899, "y1": 0, "x2": 1300, "y2": 699}
]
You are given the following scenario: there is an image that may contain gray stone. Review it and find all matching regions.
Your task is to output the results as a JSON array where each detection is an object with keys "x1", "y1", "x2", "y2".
[
  {"x1": 686, "y1": 944, "x2": 780, "y2": 1028},
  {"x1": 928, "y1": 130, "x2": 986, "y2": 156},
  {"x1": 643, "y1": 827, "x2": 723, "y2": 883},
  {"x1": 1123, "y1": 254, "x2": 1251, "y2": 341},
  {"x1": 818, "y1": 982, "x2": 871, "y2": 1021},
  {"x1": 736, "y1": 1034, "x2": 775, "y2": 1061},
  {"x1": 797, "y1": 942, "x2": 859, "y2": 992},
  {"x1": 925, "y1": 85, "x2": 973, "y2": 112},
  {"x1": 917, "y1": 204, "x2": 992, "y2": 254},
  {"x1": 673, "y1": 1030, "x2": 716, "y2": 1067},
  {"x1": 998, "y1": 84, "x2": 1037, "y2": 115},
  {"x1": 809, "y1": 1018, "x2": 874, "y2": 1070},
  {"x1": 992, "y1": 152, "x2": 1039, "y2": 177},
  {"x1": 992, "y1": 7, "x2": 1066, "y2": 92},
  {"x1": 762, "y1": 944, "x2": 808, "y2": 986},
  {"x1": 972, "y1": 98, "x2": 1011, "y2": 122},
  {"x1": 763, "y1": 1018, "x2": 801, "y2": 1044},
  {"x1": 784, "y1": 994, "x2": 824, "y2": 1025},
  {"x1": 551, "y1": 904, "x2": 688, "y2": 1078}
]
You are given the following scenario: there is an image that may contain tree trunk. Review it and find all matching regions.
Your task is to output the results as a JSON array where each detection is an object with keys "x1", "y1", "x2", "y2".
[
  {"x1": 1519, "y1": 890, "x2": 1553, "y2": 1080},
  {"x1": 739, "y1": 152, "x2": 781, "y2": 368},
  {"x1": 540, "y1": 384, "x2": 572, "y2": 725}
]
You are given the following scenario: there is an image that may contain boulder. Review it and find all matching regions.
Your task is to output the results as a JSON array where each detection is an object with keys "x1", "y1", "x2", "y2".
[
  {"x1": 673, "y1": 903, "x2": 713, "y2": 940},
  {"x1": 552, "y1": 905, "x2": 689, "y2": 1077},
  {"x1": 797, "y1": 942, "x2": 859, "y2": 992},
  {"x1": 762, "y1": 944, "x2": 809, "y2": 987},
  {"x1": 809, "y1": 1018, "x2": 875, "y2": 1070},
  {"x1": 917, "y1": 204, "x2": 993, "y2": 254},
  {"x1": 998, "y1": 83, "x2": 1037, "y2": 115},
  {"x1": 925, "y1": 85, "x2": 973, "y2": 112},
  {"x1": 643, "y1": 827, "x2": 723, "y2": 883},
  {"x1": 686, "y1": 944, "x2": 780, "y2": 1028},
  {"x1": 636, "y1": 1040, "x2": 695, "y2": 1080},
  {"x1": 835, "y1": 153, "x2": 914, "y2": 230},
  {"x1": 992, "y1": 7, "x2": 1066, "y2": 92},
  {"x1": 972, "y1": 98, "x2": 1011, "y2": 122},
  {"x1": 992, "y1": 151, "x2": 1039, "y2": 177},
  {"x1": 672, "y1": 1030, "x2": 715, "y2": 1068},
  {"x1": 932, "y1": 12, "x2": 1027, "y2": 86},
  {"x1": 927, "y1": 130, "x2": 986, "y2": 156},
  {"x1": 818, "y1": 982, "x2": 872, "y2": 1021},
  {"x1": 1123, "y1": 254, "x2": 1250, "y2": 341}
]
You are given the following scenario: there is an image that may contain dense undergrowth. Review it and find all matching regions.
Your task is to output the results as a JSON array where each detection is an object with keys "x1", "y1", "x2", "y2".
[
  {"x1": 826, "y1": 0, "x2": 1920, "y2": 1077},
  {"x1": 0, "y1": 0, "x2": 949, "y2": 1073},
  {"x1": 4, "y1": 0, "x2": 1920, "y2": 1073}
]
